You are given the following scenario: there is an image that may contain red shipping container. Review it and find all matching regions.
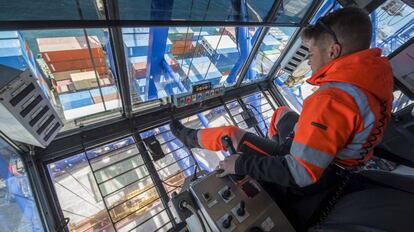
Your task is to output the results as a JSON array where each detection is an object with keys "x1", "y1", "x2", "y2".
[
  {"x1": 171, "y1": 39, "x2": 194, "y2": 55},
  {"x1": 221, "y1": 27, "x2": 236, "y2": 42},
  {"x1": 47, "y1": 58, "x2": 107, "y2": 73},
  {"x1": 37, "y1": 36, "x2": 105, "y2": 63},
  {"x1": 132, "y1": 62, "x2": 147, "y2": 77}
]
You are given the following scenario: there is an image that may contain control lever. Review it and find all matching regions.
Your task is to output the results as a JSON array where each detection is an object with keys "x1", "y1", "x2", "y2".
[
  {"x1": 237, "y1": 200, "x2": 246, "y2": 216},
  {"x1": 221, "y1": 186, "x2": 231, "y2": 200},
  {"x1": 221, "y1": 136, "x2": 237, "y2": 155},
  {"x1": 222, "y1": 215, "x2": 233, "y2": 229},
  {"x1": 221, "y1": 136, "x2": 245, "y2": 181}
]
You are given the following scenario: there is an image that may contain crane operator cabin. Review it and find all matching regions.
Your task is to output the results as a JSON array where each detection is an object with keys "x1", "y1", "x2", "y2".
[{"x1": 1, "y1": 0, "x2": 414, "y2": 231}]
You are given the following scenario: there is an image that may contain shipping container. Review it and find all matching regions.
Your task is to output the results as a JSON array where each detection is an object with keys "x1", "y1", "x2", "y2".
[
  {"x1": 220, "y1": 27, "x2": 236, "y2": 42},
  {"x1": 89, "y1": 85, "x2": 118, "y2": 97},
  {"x1": 0, "y1": 31, "x2": 19, "y2": 39},
  {"x1": 0, "y1": 39, "x2": 22, "y2": 57},
  {"x1": 259, "y1": 34, "x2": 281, "y2": 51},
  {"x1": 201, "y1": 35, "x2": 239, "y2": 73},
  {"x1": 41, "y1": 48, "x2": 104, "y2": 63},
  {"x1": 168, "y1": 27, "x2": 194, "y2": 41},
  {"x1": 47, "y1": 58, "x2": 107, "y2": 73},
  {"x1": 0, "y1": 56, "x2": 27, "y2": 70},
  {"x1": 59, "y1": 91, "x2": 94, "y2": 110},
  {"x1": 123, "y1": 34, "x2": 172, "y2": 57},
  {"x1": 132, "y1": 62, "x2": 147, "y2": 78},
  {"x1": 201, "y1": 35, "x2": 238, "y2": 56},
  {"x1": 128, "y1": 56, "x2": 147, "y2": 78},
  {"x1": 134, "y1": 78, "x2": 146, "y2": 95},
  {"x1": 179, "y1": 56, "x2": 222, "y2": 86},
  {"x1": 164, "y1": 54, "x2": 179, "y2": 70},
  {"x1": 171, "y1": 39, "x2": 195, "y2": 56},
  {"x1": 70, "y1": 71, "x2": 111, "y2": 90},
  {"x1": 122, "y1": 28, "x2": 150, "y2": 34},
  {"x1": 123, "y1": 34, "x2": 148, "y2": 57},
  {"x1": 53, "y1": 66, "x2": 108, "y2": 76},
  {"x1": 56, "y1": 80, "x2": 73, "y2": 94},
  {"x1": 51, "y1": 70, "x2": 82, "y2": 81},
  {"x1": 92, "y1": 93, "x2": 119, "y2": 104},
  {"x1": 37, "y1": 36, "x2": 102, "y2": 52}
]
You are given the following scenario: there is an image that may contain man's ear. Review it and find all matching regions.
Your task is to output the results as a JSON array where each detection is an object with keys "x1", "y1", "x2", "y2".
[{"x1": 330, "y1": 43, "x2": 341, "y2": 59}]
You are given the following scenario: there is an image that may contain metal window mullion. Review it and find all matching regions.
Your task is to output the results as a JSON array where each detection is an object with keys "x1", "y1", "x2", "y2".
[
  {"x1": 221, "y1": 98, "x2": 239, "y2": 125},
  {"x1": 108, "y1": 27, "x2": 133, "y2": 118},
  {"x1": 265, "y1": 0, "x2": 324, "y2": 83},
  {"x1": 20, "y1": 144, "x2": 58, "y2": 232},
  {"x1": 267, "y1": 82, "x2": 290, "y2": 106},
  {"x1": 134, "y1": 134, "x2": 177, "y2": 227},
  {"x1": 235, "y1": 0, "x2": 284, "y2": 87},
  {"x1": 237, "y1": 98, "x2": 265, "y2": 137},
  {"x1": 260, "y1": 88, "x2": 277, "y2": 109}
]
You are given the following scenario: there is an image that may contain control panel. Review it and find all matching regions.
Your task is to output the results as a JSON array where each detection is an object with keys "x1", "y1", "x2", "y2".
[
  {"x1": 173, "y1": 85, "x2": 225, "y2": 108},
  {"x1": 187, "y1": 172, "x2": 294, "y2": 232}
]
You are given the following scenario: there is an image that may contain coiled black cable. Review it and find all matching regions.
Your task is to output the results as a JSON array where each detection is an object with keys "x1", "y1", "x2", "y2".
[
  {"x1": 359, "y1": 100, "x2": 388, "y2": 157},
  {"x1": 315, "y1": 100, "x2": 389, "y2": 228}
]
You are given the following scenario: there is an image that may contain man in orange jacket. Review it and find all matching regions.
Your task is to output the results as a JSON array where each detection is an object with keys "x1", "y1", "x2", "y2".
[{"x1": 170, "y1": 6, "x2": 394, "y2": 228}]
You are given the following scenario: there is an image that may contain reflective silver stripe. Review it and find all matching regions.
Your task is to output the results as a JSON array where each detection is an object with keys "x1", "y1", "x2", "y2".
[
  {"x1": 285, "y1": 154, "x2": 314, "y2": 187},
  {"x1": 320, "y1": 82, "x2": 376, "y2": 159},
  {"x1": 290, "y1": 141, "x2": 333, "y2": 168}
]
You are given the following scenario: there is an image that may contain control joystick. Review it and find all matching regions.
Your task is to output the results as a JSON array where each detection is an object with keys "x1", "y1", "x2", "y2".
[
  {"x1": 222, "y1": 215, "x2": 233, "y2": 229},
  {"x1": 237, "y1": 200, "x2": 246, "y2": 216},
  {"x1": 222, "y1": 186, "x2": 231, "y2": 200}
]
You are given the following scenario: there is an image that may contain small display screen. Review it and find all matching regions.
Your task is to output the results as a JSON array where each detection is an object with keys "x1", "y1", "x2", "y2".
[
  {"x1": 192, "y1": 82, "x2": 212, "y2": 93},
  {"x1": 241, "y1": 181, "x2": 260, "y2": 198}
]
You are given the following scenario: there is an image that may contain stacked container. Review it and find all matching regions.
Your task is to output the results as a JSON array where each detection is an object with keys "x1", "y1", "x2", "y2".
[
  {"x1": 1, "y1": 31, "x2": 51, "y2": 98},
  {"x1": 36, "y1": 35, "x2": 120, "y2": 116},
  {"x1": 0, "y1": 31, "x2": 27, "y2": 70},
  {"x1": 220, "y1": 27, "x2": 237, "y2": 42},
  {"x1": 178, "y1": 56, "x2": 222, "y2": 88},
  {"x1": 37, "y1": 36, "x2": 107, "y2": 75},
  {"x1": 201, "y1": 35, "x2": 239, "y2": 75},
  {"x1": 168, "y1": 27, "x2": 194, "y2": 56}
]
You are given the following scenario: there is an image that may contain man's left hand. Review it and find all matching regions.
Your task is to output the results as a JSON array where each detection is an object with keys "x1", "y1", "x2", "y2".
[{"x1": 216, "y1": 154, "x2": 240, "y2": 178}]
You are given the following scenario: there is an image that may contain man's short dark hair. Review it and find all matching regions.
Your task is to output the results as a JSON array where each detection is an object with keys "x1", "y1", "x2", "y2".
[{"x1": 302, "y1": 7, "x2": 372, "y2": 55}]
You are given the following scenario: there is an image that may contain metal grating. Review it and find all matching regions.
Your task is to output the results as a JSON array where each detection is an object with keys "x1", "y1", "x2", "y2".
[{"x1": 241, "y1": 91, "x2": 276, "y2": 136}]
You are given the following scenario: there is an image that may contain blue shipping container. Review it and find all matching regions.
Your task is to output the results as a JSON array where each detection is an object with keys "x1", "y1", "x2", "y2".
[
  {"x1": 59, "y1": 91, "x2": 94, "y2": 110},
  {"x1": 0, "y1": 31, "x2": 18, "y2": 39},
  {"x1": 0, "y1": 56, "x2": 27, "y2": 70},
  {"x1": 0, "y1": 39, "x2": 22, "y2": 57},
  {"x1": 122, "y1": 28, "x2": 150, "y2": 34},
  {"x1": 123, "y1": 34, "x2": 172, "y2": 57}
]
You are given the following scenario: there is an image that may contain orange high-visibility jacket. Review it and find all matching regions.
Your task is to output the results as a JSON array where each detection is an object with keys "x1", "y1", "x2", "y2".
[{"x1": 236, "y1": 48, "x2": 394, "y2": 187}]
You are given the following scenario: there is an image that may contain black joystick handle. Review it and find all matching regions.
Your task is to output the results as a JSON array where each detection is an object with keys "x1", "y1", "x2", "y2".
[
  {"x1": 237, "y1": 200, "x2": 246, "y2": 216},
  {"x1": 250, "y1": 227, "x2": 264, "y2": 232},
  {"x1": 222, "y1": 215, "x2": 233, "y2": 229},
  {"x1": 221, "y1": 136, "x2": 245, "y2": 182},
  {"x1": 221, "y1": 136, "x2": 237, "y2": 155},
  {"x1": 222, "y1": 186, "x2": 231, "y2": 200}
]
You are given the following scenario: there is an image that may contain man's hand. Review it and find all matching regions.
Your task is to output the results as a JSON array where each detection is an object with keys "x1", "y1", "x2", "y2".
[{"x1": 216, "y1": 154, "x2": 240, "y2": 178}]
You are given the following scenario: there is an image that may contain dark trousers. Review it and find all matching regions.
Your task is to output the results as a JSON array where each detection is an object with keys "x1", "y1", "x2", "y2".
[{"x1": 236, "y1": 111, "x2": 344, "y2": 231}]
